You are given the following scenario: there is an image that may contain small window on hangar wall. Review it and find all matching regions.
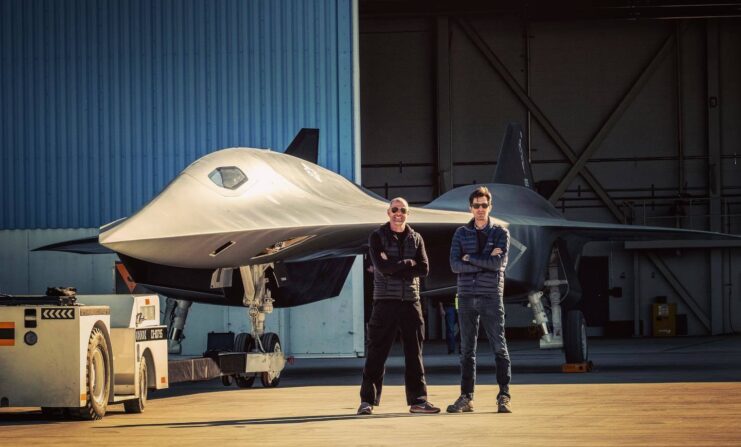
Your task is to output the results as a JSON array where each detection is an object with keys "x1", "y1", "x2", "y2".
[{"x1": 208, "y1": 166, "x2": 247, "y2": 190}]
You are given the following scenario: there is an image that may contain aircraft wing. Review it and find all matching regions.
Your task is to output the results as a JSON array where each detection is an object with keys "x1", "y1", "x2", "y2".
[
  {"x1": 33, "y1": 236, "x2": 113, "y2": 254},
  {"x1": 533, "y1": 216, "x2": 741, "y2": 244}
]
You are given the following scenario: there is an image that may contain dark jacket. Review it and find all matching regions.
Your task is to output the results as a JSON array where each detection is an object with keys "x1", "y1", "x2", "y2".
[
  {"x1": 369, "y1": 223, "x2": 429, "y2": 301},
  {"x1": 449, "y1": 217, "x2": 509, "y2": 297}
]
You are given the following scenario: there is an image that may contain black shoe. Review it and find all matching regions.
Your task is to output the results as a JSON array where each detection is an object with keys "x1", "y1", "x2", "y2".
[
  {"x1": 410, "y1": 401, "x2": 441, "y2": 414},
  {"x1": 446, "y1": 395, "x2": 474, "y2": 413},
  {"x1": 497, "y1": 395, "x2": 512, "y2": 413},
  {"x1": 357, "y1": 402, "x2": 373, "y2": 415}
]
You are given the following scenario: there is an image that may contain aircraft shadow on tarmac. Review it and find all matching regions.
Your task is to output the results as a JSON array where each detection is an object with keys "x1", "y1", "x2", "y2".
[
  {"x1": 0, "y1": 407, "x2": 498, "y2": 427},
  {"x1": 96, "y1": 411, "x2": 501, "y2": 429}
]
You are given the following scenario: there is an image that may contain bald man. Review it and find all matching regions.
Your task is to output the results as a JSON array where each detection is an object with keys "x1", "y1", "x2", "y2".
[{"x1": 357, "y1": 198, "x2": 440, "y2": 415}]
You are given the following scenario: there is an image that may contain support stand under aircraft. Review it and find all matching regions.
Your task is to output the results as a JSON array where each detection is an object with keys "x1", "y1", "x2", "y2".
[{"x1": 162, "y1": 265, "x2": 286, "y2": 388}]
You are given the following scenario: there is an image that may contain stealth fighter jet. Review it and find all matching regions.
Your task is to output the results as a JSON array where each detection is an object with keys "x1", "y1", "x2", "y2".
[{"x1": 39, "y1": 125, "x2": 741, "y2": 365}]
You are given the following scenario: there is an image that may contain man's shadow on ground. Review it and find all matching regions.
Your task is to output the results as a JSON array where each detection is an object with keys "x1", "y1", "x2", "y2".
[{"x1": 96, "y1": 411, "x2": 501, "y2": 429}]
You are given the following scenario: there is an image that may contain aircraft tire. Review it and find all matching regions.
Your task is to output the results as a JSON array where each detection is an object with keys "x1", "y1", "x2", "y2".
[
  {"x1": 564, "y1": 309, "x2": 588, "y2": 363},
  {"x1": 234, "y1": 332, "x2": 256, "y2": 388},
  {"x1": 260, "y1": 333, "x2": 281, "y2": 388}
]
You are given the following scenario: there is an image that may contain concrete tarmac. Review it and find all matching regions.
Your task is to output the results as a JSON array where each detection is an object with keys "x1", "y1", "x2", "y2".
[{"x1": 2, "y1": 335, "x2": 741, "y2": 446}]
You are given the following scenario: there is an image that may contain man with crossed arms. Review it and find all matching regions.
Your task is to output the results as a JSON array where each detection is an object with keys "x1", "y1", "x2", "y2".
[
  {"x1": 357, "y1": 197, "x2": 440, "y2": 415},
  {"x1": 447, "y1": 186, "x2": 512, "y2": 414}
]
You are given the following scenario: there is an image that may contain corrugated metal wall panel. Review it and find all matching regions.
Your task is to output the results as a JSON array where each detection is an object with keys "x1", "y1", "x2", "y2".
[{"x1": 0, "y1": 0, "x2": 355, "y2": 229}]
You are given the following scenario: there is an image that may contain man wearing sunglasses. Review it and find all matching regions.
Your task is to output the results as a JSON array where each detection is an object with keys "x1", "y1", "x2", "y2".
[
  {"x1": 357, "y1": 197, "x2": 441, "y2": 415},
  {"x1": 447, "y1": 186, "x2": 512, "y2": 414}
]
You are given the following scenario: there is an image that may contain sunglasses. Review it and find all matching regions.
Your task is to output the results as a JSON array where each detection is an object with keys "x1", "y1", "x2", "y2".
[
  {"x1": 471, "y1": 203, "x2": 490, "y2": 209},
  {"x1": 390, "y1": 206, "x2": 408, "y2": 214}
]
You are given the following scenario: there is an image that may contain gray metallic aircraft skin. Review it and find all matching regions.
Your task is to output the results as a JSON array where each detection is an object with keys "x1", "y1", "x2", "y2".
[
  {"x1": 41, "y1": 125, "x2": 741, "y2": 309},
  {"x1": 99, "y1": 146, "x2": 474, "y2": 268},
  {"x1": 422, "y1": 182, "x2": 739, "y2": 303}
]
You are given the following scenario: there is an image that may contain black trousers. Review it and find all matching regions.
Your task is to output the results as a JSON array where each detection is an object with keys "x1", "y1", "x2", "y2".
[{"x1": 360, "y1": 300, "x2": 428, "y2": 406}]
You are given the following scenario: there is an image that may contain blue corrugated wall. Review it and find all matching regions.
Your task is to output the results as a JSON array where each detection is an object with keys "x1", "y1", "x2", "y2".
[{"x1": 0, "y1": 0, "x2": 355, "y2": 229}]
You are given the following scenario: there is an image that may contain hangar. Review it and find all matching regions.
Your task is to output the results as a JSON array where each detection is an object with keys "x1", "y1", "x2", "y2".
[
  {"x1": 1, "y1": 0, "x2": 740, "y2": 359},
  {"x1": 359, "y1": 1, "x2": 741, "y2": 342}
]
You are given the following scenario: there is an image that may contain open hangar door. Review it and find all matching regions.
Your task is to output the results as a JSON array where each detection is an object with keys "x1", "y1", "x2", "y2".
[{"x1": 358, "y1": 1, "x2": 741, "y2": 339}]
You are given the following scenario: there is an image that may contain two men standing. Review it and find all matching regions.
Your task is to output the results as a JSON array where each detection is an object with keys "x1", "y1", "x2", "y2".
[{"x1": 358, "y1": 188, "x2": 511, "y2": 415}]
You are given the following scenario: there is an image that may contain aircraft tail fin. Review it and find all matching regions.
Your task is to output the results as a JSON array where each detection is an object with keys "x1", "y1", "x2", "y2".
[
  {"x1": 492, "y1": 122, "x2": 535, "y2": 190},
  {"x1": 285, "y1": 128, "x2": 319, "y2": 163}
]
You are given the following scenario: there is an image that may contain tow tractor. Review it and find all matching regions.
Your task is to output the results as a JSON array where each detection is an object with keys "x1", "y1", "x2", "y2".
[{"x1": 0, "y1": 291, "x2": 168, "y2": 420}]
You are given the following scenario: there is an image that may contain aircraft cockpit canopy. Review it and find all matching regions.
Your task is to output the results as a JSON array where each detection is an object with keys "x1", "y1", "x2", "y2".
[{"x1": 208, "y1": 166, "x2": 247, "y2": 190}]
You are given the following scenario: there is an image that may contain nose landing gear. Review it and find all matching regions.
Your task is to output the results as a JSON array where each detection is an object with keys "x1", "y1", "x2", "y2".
[
  {"x1": 528, "y1": 248, "x2": 589, "y2": 365},
  {"x1": 219, "y1": 264, "x2": 287, "y2": 388}
]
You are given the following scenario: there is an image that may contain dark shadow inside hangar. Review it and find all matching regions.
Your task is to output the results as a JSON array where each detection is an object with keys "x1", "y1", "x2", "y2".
[{"x1": 356, "y1": 0, "x2": 741, "y2": 339}]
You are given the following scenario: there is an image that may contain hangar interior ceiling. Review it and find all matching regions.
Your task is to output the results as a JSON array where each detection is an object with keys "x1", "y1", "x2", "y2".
[{"x1": 359, "y1": 1, "x2": 741, "y2": 336}]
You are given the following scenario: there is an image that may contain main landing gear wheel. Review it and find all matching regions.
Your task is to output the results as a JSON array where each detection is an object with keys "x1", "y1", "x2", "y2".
[
  {"x1": 564, "y1": 309, "x2": 588, "y2": 363},
  {"x1": 260, "y1": 333, "x2": 281, "y2": 388},
  {"x1": 233, "y1": 332, "x2": 257, "y2": 388},
  {"x1": 124, "y1": 356, "x2": 148, "y2": 413},
  {"x1": 69, "y1": 327, "x2": 111, "y2": 420}
]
